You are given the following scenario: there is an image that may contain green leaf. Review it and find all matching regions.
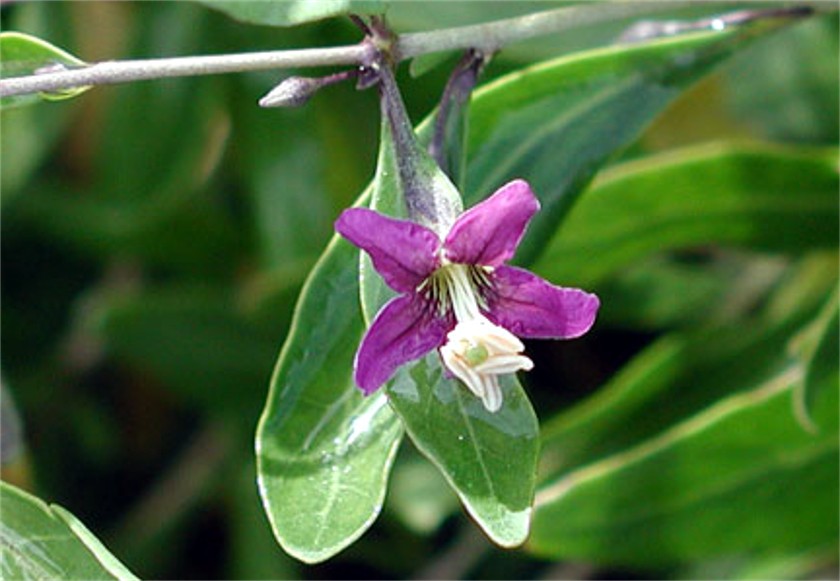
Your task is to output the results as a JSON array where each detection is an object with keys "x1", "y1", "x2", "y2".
[
  {"x1": 531, "y1": 264, "x2": 839, "y2": 566},
  {"x1": 537, "y1": 253, "x2": 835, "y2": 479},
  {"x1": 408, "y1": 50, "x2": 458, "y2": 78},
  {"x1": 0, "y1": 4, "x2": 81, "y2": 199},
  {"x1": 464, "y1": 20, "x2": 806, "y2": 266},
  {"x1": 1, "y1": 95, "x2": 76, "y2": 202},
  {"x1": 226, "y1": 461, "x2": 301, "y2": 580},
  {"x1": 724, "y1": 16, "x2": 839, "y2": 143},
  {"x1": 0, "y1": 482, "x2": 138, "y2": 580},
  {"x1": 90, "y1": 287, "x2": 279, "y2": 417},
  {"x1": 530, "y1": 367, "x2": 838, "y2": 566},
  {"x1": 7, "y1": 5, "x2": 243, "y2": 273},
  {"x1": 195, "y1": 0, "x2": 385, "y2": 26},
  {"x1": 0, "y1": 31, "x2": 88, "y2": 108},
  {"x1": 255, "y1": 232, "x2": 403, "y2": 564},
  {"x1": 791, "y1": 284, "x2": 840, "y2": 432},
  {"x1": 532, "y1": 143, "x2": 840, "y2": 287},
  {"x1": 255, "y1": 72, "x2": 419, "y2": 564},
  {"x1": 593, "y1": 255, "x2": 779, "y2": 331},
  {"x1": 387, "y1": 448, "x2": 459, "y2": 534},
  {"x1": 388, "y1": 358, "x2": 539, "y2": 546},
  {"x1": 540, "y1": 306, "x2": 819, "y2": 479},
  {"x1": 232, "y1": 78, "x2": 335, "y2": 270}
]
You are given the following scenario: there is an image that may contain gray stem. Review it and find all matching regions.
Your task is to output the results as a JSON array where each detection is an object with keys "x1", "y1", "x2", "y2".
[
  {"x1": 1, "y1": 45, "x2": 373, "y2": 98},
  {"x1": 397, "y1": 0, "x2": 825, "y2": 57},
  {"x1": 2, "y1": 1, "x2": 806, "y2": 99},
  {"x1": 396, "y1": 1, "x2": 698, "y2": 58}
]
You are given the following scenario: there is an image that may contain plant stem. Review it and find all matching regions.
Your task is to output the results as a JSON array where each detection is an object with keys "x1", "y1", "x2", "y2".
[
  {"x1": 396, "y1": 1, "x2": 699, "y2": 58},
  {"x1": 1, "y1": 45, "x2": 372, "y2": 98},
  {"x1": 377, "y1": 59, "x2": 461, "y2": 230},
  {"x1": 0, "y1": 1, "x2": 824, "y2": 99},
  {"x1": 397, "y1": 1, "x2": 826, "y2": 57}
]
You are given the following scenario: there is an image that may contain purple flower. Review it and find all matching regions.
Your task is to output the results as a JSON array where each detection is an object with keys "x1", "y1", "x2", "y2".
[{"x1": 335, "y1": 179, "x2": 600, "y2": 412}]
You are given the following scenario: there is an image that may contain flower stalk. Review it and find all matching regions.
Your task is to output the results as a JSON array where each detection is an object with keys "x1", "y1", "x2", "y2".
[{"x1": 373, "y1": 49, "x2": 462, "y2": 234}]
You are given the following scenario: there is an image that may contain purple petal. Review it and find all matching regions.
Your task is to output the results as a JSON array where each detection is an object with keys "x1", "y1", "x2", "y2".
[
  {"x1": 487, "y1": 266, "x2": 599, "y2": 339},
  {"x1": 355, "y1": 294, "x2": 450, "y2": 394},
  {"x1": 335, "y1": 208, "x2": 440, "y2": 293},
  {"x1": 443, "y1": 179, "x2": 540, "y2": 266}
]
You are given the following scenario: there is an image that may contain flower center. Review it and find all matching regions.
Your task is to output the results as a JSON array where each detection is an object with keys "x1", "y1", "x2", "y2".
[
  {"x1": 420, "y1": 262, "x2": 533, "y2": 412},
  {"x1": 420, "y1": 262, "x2": 491, "y2": 320},
  {"x1": 439, "y1": 318, "x2": 533, "y2": 413}
]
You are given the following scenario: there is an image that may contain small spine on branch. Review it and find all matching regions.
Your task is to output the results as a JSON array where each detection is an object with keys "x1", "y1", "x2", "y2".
[{"x1": 259, "y1": 69, "x2": 359, "y2": 108}]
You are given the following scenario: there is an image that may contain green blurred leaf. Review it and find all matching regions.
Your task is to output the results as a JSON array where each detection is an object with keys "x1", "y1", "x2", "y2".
[
  {"x1": 724, "y1": 16, "x2": 839, "y2": 143},
  {"x1": 387, "y1": 448, "x2": 458, "y2": 534},
  {"x1": 11, "y1": 180, "x2": 243, "y2": 274},
  {"x1": 533, "y1": 143, "x2": 840, "y2": 287},
  {"x1": 530, "y1": 365, "x2": 838, "y2": 566},
  {"x1": 537, "y1": 253, "x2": 835, "y2": 480},
  {"x1": 676, "y1": 543, "x2": 839, "y2": 580},
  {"x1": 0, "y1": 482, "x2": 138, "y2": 580},
  {"x1": 408, "y1": 50, "x2": 458, "y2": 78},
  {"x1": 791, "y1": 284, "x2": 840, "y2": 431},
  {"x1": 195, "y1": 0, "x2": 385, "y2": 26},
  {"x1": 532, "y1": 259, "x2": 838, "y2": 566},
  {"x1": 0, "y1": 31, "x2": 88, "y2": 108},
  {"x1": 226, "y1": 461, "x2": 300, "y2": 580},
  {"x1": 540, "y1": 305, "x2": 822, "y2": 480},
  {"x1": 7, "y1": 5, "x2": 243, "y2": 273},
  {"x1": 91, "y1": 287, "x2": 279, "y2": 416},
  {"x1": 255, "y1": 233, "x2": 404, "y2": 564},
  {"x1": 764, "y1": 253, "x2": 840, "y2": 323},
  {"x1": 231, "y1": 78, "x2": 335, "y2": 270},
  {"x1": 95, "y1": 4, "x2": 222, "y2": 204},
  {"x1": 0, "y1": 100, "x2": 75, "y2": 202},
  {"x1": 387, "y1": 2, "x2": 560, "y2": 31},
  {"x1": 1, "y1": 4, "x2": 81, "y2": 200},
  {"x1": 594, "y1": 255, "x2": 785, "y2": 331},
  {"x1": 465, "y1": 20, "x2": 808, "y2": 266}
]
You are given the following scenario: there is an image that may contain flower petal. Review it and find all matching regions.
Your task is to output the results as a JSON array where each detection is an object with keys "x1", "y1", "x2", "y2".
[
  {"x1": 335, "y1": 208, "x2": 440, "y2": 293},
  {"x1": 487, "y1": 266, "x2": 600, "y2": 339},
  {"x1": 443, "y1": 179, "x2": 539, "y2": 266},
  {"x1": 355, "y1": 294, "x2": 450, "y2": 394}
]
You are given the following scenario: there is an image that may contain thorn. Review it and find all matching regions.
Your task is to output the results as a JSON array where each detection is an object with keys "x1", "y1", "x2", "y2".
[{"x1": 259, "y1": 69, "x2": 358, "y2": 108}]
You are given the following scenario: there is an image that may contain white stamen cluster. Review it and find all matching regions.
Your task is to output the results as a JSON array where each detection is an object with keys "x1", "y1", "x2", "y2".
[
  {"x1": 440, "y1": 317, "x2": 533, "y2": 412},
  {"x1": 428, "y1": 263, "x2": 533, "y2": 412}
]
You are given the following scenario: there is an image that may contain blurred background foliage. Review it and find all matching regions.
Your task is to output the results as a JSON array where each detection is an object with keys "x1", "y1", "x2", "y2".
[{"x1": 1, "y1": 2, "x2": 837, "y2": 579}]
